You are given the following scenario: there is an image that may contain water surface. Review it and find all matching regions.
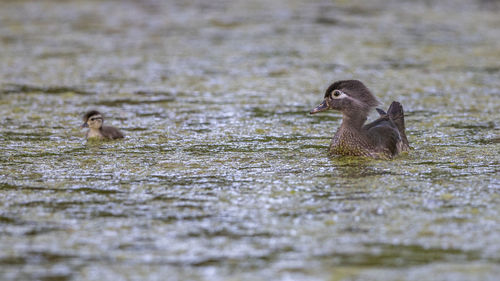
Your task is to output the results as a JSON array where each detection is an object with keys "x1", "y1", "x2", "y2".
[{"x1": 0, "y1": 0, "x2": 499, "y2": 280}]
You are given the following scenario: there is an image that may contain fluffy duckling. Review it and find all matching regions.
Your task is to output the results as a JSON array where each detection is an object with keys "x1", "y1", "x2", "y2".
[
  {"x1": 81, "y1": 110, "x2": 124, "y2": 140},
  {"x1": 310, "y1": 80, "x2": 409, "y2": 159}
]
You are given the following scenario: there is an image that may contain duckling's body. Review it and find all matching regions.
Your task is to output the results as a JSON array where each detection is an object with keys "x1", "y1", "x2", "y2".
[
  {"x1": 82, "y1": 110, "x2": 124, "y2": 140},
  {"x1": 85, "y1": 126, "x2": 124, "y2": 140},
  {"x1": 310, "y1": 80, "x2": 409, "y2": 159}
]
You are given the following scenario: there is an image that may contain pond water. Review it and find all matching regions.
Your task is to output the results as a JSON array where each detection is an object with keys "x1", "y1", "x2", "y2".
[{"x1": 0, "y1": 0, "x2": 499, "y2": 280}]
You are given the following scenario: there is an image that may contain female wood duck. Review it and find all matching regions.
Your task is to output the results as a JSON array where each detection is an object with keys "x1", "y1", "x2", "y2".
[
  {"x1": 310, "y1": 80, "x2": 409, "y2": 159},
  {"x1": 81, "y1": 110, "x2": 124, "y2": 140}
]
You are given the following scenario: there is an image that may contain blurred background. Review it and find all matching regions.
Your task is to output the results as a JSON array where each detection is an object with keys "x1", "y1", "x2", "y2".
[{"x1": 0, "y1": 0, "x2": 499, "y2": 280}]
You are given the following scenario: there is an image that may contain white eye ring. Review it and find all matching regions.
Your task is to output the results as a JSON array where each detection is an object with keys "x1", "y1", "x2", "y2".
[{"x1": 331, "y1": 90, "x2": 347, "y2": 99}]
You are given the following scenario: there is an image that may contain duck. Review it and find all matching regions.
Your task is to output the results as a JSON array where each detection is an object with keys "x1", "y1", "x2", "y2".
[
  {"x1": 310, "y1": 80, "x2": 409, "y2": 159},
  {"x1": 81, "y1": 110, "x2": 124, "y2": 140}
]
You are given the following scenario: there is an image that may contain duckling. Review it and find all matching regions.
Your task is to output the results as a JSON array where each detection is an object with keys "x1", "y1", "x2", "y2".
[
  {"x1": 81, "y1": 110, "x2": 124, "y2": 140},
  {"x1": 310, "y1": 80, "x2": 410, "y2": 159}
]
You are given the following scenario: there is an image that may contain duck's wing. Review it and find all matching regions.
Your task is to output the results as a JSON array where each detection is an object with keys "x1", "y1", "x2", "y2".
[
  {"x1": 101, "y1": 126, "x2": 124, "y2": 139},
  {"x1": 376, "y1": 108, "x2": 387, "y2": 116},
  {"x1": 364, "y1": 117, "x2": 401, "y2": 156}
]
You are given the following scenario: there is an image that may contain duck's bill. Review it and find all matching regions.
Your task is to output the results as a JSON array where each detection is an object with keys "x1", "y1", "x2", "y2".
[
  {"x1": 81, "y1": 122, "x2": 89, "y2": 128},
  {"x1": 310, "y1": 100, "x2": 328, "y2": 114}
]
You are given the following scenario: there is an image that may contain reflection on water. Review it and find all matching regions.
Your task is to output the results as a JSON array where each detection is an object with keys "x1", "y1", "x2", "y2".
[{"x1": 0, "y1": 0, "x2": 499, "y2": 280}]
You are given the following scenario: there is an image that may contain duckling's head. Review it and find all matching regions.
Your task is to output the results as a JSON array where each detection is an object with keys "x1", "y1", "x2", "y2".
[
  {"x1": 310, "y1": 80, "x2": 379, "y2": 116},
  {"x1": 82, "y1": 110, "x2": 103, "y2": 129}
]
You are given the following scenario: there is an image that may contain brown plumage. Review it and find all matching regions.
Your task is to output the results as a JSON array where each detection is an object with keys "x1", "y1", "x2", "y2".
[
  {"x1": 81, "y1": 110, "x2": 124, "y2": 140},
  {"x1": 310, "y1": 80, "x2": 410, "y2": 159}
]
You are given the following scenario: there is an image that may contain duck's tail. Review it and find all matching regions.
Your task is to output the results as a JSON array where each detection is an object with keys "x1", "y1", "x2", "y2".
[{"x1": 386, "y1": 101, "x2": 410, "y2": 152}]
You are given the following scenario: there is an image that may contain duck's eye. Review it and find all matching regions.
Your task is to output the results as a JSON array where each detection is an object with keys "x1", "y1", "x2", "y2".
[{"x1": 333, "y1": 90, "x2": 341, "y2": 97}]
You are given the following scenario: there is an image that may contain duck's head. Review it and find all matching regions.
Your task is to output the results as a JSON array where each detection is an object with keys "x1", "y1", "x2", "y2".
[
  {"x1": 82, "y1": 110, "x2": 103, "y2": 129},
  {"x1": 310, "y1": 80, "x2": 379, "y2": 117}
]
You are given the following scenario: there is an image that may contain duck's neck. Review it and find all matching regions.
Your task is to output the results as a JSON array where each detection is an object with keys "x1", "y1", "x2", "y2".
[
  {"x1": 87, "y1": 127, "x2": 103, "y2": 138},
  {"x1": 339, "y1": 112, "x2": 367, "y2": 131},
  {"x1": 330, "y1": 112, "x2": 372, "y2": 156}
]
